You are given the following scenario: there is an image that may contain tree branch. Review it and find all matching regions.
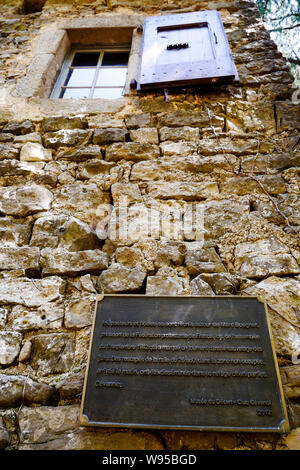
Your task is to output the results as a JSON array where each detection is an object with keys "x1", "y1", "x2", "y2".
[{"x1": 269, "y1": 23, "x2": 300, "y2": 32}]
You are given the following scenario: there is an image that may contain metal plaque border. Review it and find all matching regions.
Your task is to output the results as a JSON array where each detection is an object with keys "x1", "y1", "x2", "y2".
[{"x1": 80, "y1": 295, "x2": 290, "y2": 433}]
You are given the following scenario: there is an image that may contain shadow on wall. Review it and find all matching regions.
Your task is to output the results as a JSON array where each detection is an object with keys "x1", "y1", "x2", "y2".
[{"x1": 24, "y1": 0, "x2": 47, "y2": 14}]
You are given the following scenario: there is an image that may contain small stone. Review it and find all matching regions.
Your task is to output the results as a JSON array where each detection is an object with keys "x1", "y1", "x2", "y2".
[
  {"x1": 0, "y1": 308, "x2": 8, "y2": 327},
  {"x1": 185, "y1": 248, "x2": 226, "y2": 275},
  {"x1": 55, "y1": 371, "x2": 85, "y2": 402},
  {"x1": 20, "y1": 142, "x2": 52, "y2": 162},
  {"x1": 0, "y1": 133, "x2": 14, "y2": 143},
  {"x1": 0, "y1": 417, "x2": 9, "y2": 450},
  {"x1": 40, "y1": 248, "x2": 109, "y2": 275},
  {"x1": 154, "y1": 241, "x2": 187, "y2": 268},
  {"x1": 97, "y1": 263, "x2": 146, "y2": 293},
  {"x1": 19, "y1": 341, "x2": 32, "y2": 363},
  {"x1": 0, "y1": 218, "x2": 31, "y2": 246},
  {"x1": 157, "y1": 109, "x2": 223, "y2": 129},
  {"x1": 111, "y1": 182, "x2": 142, "y2": 204},
  {"x1": 115, "y1": 246, "x2": 146, "y2": 269},
  {"x1": 190, "y1": 276, "x2": 215, "y2": 296},
  {"x1": 0, "y1": 331, "x2": 22, "y2": 365},
  {"x1": 31, "y1": 333, "x2": 75, "y2": 376},
  {"x1": 0, "y1": 143, "x2": 19, "y2": 160},
  {"x1": 3, "y1": 120, "x2": 34, "y2": 135},
  {"x1": 198, "y1": 273, "x2": 239, "y2": 295},
  {"x1": 64, "y1": 296, "x2": 96, "y2": 329},
  {"x1": 93, "y1": 128, "x2": 128, "y2": 145}
]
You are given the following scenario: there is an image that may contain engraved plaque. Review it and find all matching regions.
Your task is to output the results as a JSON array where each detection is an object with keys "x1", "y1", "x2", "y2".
[{"x1": 80, "y1": 295, "x2": 289, "y2": 432}]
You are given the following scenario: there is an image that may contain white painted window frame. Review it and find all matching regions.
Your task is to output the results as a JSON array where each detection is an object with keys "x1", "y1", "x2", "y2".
[{"x1": 51, "y1": 46, "x2": 131, "y2": 99}]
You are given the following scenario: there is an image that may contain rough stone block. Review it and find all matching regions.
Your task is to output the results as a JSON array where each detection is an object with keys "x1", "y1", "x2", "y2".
[
  {"x1": 105, "y1": 142, "x2": 160, "y2": 162},
  {"x1": 0, "y1": 144, "x2": 19, "y2": 161},
  {"x1": 10, "y1": 302, "x2": 64, "y2": 331},
  {"x1": 157, "y1": 110, "x2": 224, "y2": 129},
  {"x1": 221, "y1": 175, "x2": 286, "y2": 196},
  {"x1": 0, "y1": 246, "x2": 40, "y2": 272},
  {"x1": 40, "y1": 248, "x2": 109, "y2": 275},
  {"x1": 64, "y1": 296, "x2": 96, "y2": 329},
  {"x1": 111, "y1": 182, "x2": 142, "y2": 205},
  {"x1": 0, "y1": 276, "x2": 66, "y2": 307},
  {"x1": 185, "y1": 248, "x2": 226, "y2": 276},
  {"x1": 20, "y1": 142, "x2": 52, "y2": 162},
  {"x1": 0, "y1": 185, "x2": 53, "y2": 217},
  {"x1": 125, "y1": 113, "x2": 151, "y2": 129},
  {"x1": 276, "y1": 102, "x2": 300, "y2": 132},
  {"x1": 241, "y1": 152, "x2": 300, "y2": 173},
  {"x1": 0, "y1": 331, "x2": 22, "y2": 365},
  {"x1": 190, "y1": 276, "x2": 215, "y2": 296},
  {"x1": 56, "y1": 145, "x2": 102, "y2": 161},
  {"x1": 154, "y1": 241, "x2": 186, "y2": 268},
  {"x1": 160, "y1": 141, "x2": 198, "y2": 156},
  {"x1": 93, "y1": 128, "x2": 128, "y2": 145},
  {"x1": 129, "y1": 128, "x2": 159, "y2": 144},
  {"x1": 2, "y1": 120, "x2": 34, "y2": 135},
  {"x1": 42, "y1": 117, "x2": 88, "y2": 133},
  {"x1": 14, "y1": 133, "x2": 42, "y2": 144},
  {"x1": 30, "y1": 214, "x2": 100, "y2": 251},
  {"x1": 159, "y1": 126, "x2": 200, "y2": 142},
  {"x1": 147, "y1": 181, "x2": 219, "y2": 200},
  {"x1": 244, "y1": 277, "x2": 300, "y2": 356},
  {"x1": 0, "y1": 218, "x2": 31, "y2": 246},
  {"x1": 0, "y1": 374, "x2": 57, "y2": 407},
  {"x1": 31, "y1": 333, "x2": 75, "y2": 376},
  {"x1": 43, "y1": 129, "x2": 90, "y2": 149},
  {"x1": 197, "y1": 273, "x2": 240, "y2": 295},
  {"x1": 97, "y1": 263, "x2": 146, "y2": 293}
]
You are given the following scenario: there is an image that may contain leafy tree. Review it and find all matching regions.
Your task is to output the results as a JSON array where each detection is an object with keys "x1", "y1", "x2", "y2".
[{"x1": 256, "y1": 0, "x2": 300, "y2": 85}]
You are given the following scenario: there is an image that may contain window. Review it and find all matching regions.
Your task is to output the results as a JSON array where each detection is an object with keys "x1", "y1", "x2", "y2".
[{"x1": 51, "y1": 48, "x2": 130, "y2": 99}]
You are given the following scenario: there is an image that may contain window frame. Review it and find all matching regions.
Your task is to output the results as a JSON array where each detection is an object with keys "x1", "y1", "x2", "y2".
[{"x1": 50, "y1": 46, "x2": 131, "y2": 100}]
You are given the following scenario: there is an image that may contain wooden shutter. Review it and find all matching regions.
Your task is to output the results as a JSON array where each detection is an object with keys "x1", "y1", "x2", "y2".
[{"x1": 137, "y1": 10, "x2": 239, "y2": 91}]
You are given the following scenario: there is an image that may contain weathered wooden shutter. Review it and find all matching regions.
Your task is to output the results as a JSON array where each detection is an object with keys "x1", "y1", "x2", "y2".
[{"x1": 137, "y1": 10, "x2": 238, "y2": 91}]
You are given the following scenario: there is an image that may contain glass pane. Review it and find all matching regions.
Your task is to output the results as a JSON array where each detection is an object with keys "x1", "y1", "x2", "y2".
[
  {"x1": 93, "y1": 88, "x2": 124, "y2": 99},
  {"x1": 64, "y1": 68, "x2": 96, "y2": 87},
  {"x1": 102, "y1": 52, "x2": 129, "y2": 66},
  {"x1": 96, "y1": 68, "x2": 127, "y2": 87},
  {"x1": 61, "y1": 88, "x2": 91, "y2": 99},
  {"x1": 71, "y1": 52, "x2": 100, "y2": 67}
]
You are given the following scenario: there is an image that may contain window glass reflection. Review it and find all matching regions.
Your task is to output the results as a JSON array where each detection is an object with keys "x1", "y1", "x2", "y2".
[
  {"x1": 96, "y1": 68, "x2": 127, "y2": 87},
  {"x1": 64, "y1": 68, "x2": 96, "y2": 87}
]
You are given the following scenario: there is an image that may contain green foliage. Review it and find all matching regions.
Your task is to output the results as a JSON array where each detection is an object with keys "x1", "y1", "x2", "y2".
[{"x1": 256, "y1": 0, "x2": 300, "y2": 86}]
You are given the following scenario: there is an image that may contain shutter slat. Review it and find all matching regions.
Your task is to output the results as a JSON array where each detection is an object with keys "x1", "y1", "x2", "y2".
[{"x1": 137, "y1": 10, "x2": 238, "y2": 90}]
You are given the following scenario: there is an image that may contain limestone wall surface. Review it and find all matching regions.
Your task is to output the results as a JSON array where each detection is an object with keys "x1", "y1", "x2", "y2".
[{"x1": 0, "y1": 0, "x2": 299, "y2": 450}]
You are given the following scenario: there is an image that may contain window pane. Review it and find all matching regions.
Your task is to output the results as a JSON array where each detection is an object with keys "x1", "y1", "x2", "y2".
[
  {"x1": 61, "y1": 88, "x2": 91, "y2": 99},
  {"x1": 71, "y1": 52, "x2": 100, "y2": 67},
  {"x1": 64, "y1": 68, "x2": 96, "y2": 87},
  {"x1": 93, "y1": 88, "x2": 124, "y2": 99},
  {"x1": 96, "y1": 68, "x2": 127, "y2": 87},
  {"x1": 102, "y1": 52, "x2": 129, "y2": 66}
]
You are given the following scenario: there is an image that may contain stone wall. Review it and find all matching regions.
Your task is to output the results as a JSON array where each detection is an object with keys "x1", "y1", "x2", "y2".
[{"x1": 0, "y1": 0, "x2": 299, "y2": 450}]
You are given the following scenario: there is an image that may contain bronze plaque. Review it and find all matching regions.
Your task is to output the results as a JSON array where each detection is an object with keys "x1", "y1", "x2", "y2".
[{"x1": 80, "y1": 295, "x2": 289, "y2": 432}]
